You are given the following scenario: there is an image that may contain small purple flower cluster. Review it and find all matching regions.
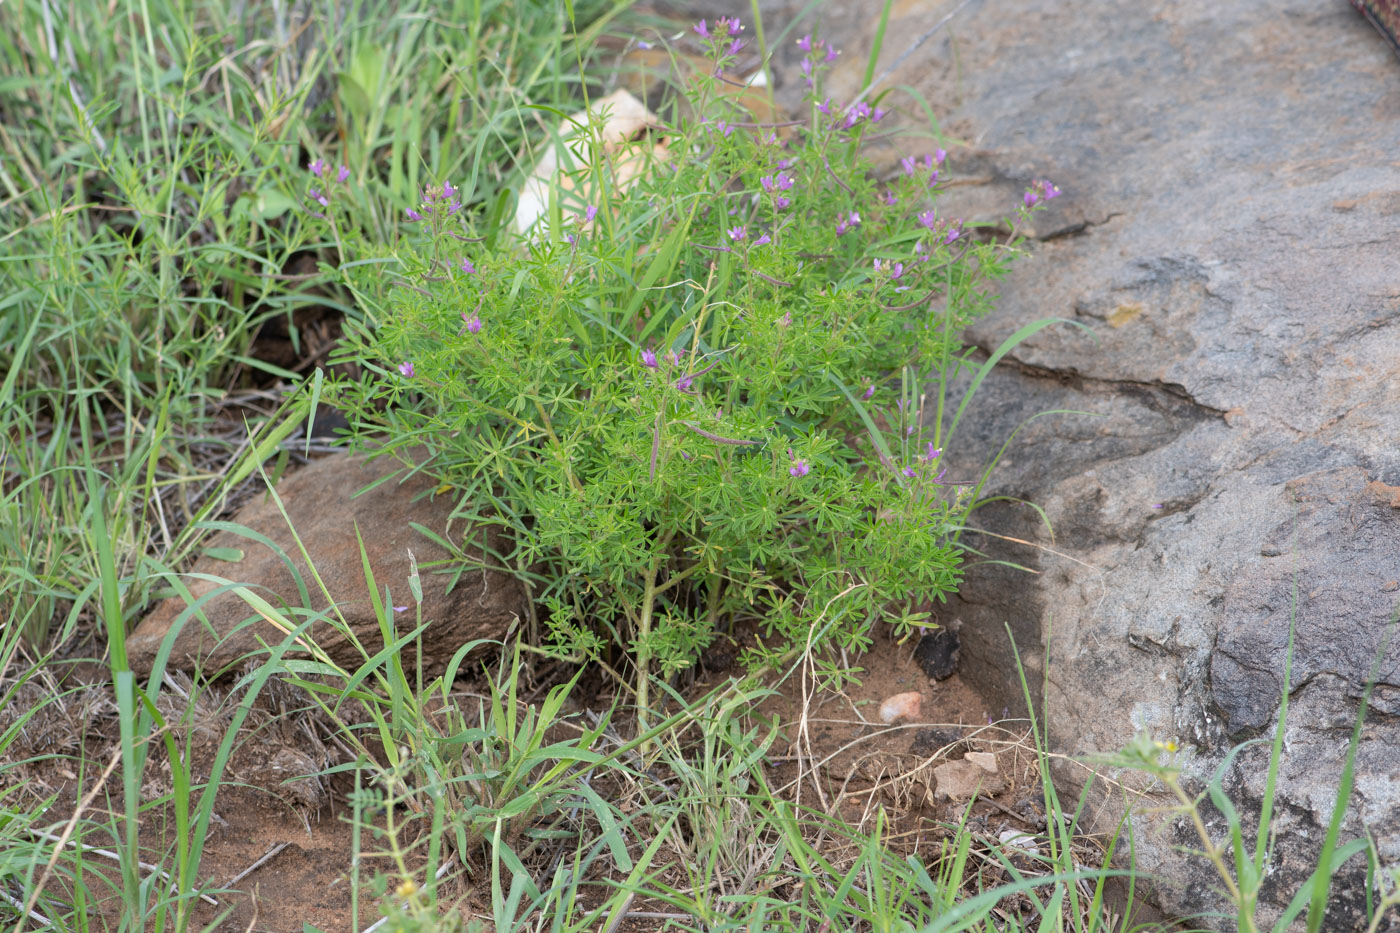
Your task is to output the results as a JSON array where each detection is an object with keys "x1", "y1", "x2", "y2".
[
  {"x1": 899, "y1": 440, "x2": 946, "y2": 482},
  {"x1": 760, "y1": 170, "x2": 794, "y2": 212},
  {"x1": 405, "y1": 181, "x2": 463, "y2": 223},
  {"x1": 638, "y1": 346, "x2": 714, "y2": 395},
  {"x1": 796, "y1": 34, "x2": 839, "y2": 87},
  {"x1": 787, "y1": 447, "x2": 810, "y2": 478},
  {"x1": 1022, "y1": 179, "x2": 1061, "y2": 208},
  {"x1": 834, "y1": 210, "x2": 861, "y2": 236},
  {"x1": 305, "y1": 157, "x2": 351, "y2": 211},
  {"x1": 916, "y1": 210, "x2": 963, "y2": 244},
  {"x1": 695, "y1": 15, "x2": 745, "y2": 57},
  {"x1": 900, "y1": 150, "x2": 945, "y2": 188},
  {"x1": 872, "y1": 257, "x2": 908, "y2": 292},
  {"x1": 841, "y1": 100, "x2": 887, "y2": 130}
]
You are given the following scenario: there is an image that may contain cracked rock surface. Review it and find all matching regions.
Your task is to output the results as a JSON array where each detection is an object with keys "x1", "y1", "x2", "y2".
[{"x1": 697, "y1": 0, "x2": 1400, "y2": 926}]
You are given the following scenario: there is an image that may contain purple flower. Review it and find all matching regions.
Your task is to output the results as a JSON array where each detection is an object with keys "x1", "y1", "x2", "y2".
[
  {"x1": 774, "y1": 196, "x2": 791, "y2": 210},
  {"x1": 460, "y1": 257, "x2": 475, "y2": 274},
  {"x1": 1024, "y1": 190, "x2": 1040, "y2": 207},
  {"x1": 777, "y1": 310, "x2": 792, "y2": 327},
  {"x1": 716, "y1": 120, "x2": 735, "y2": 138},
  {"x1": 789, "y1": 460, "x2": 810, "y2": 478},
  {"x1": 923, "y1": 442, "x2": 942, "y2": 462},
  {"x1": 753, "y1": 233, "x2": 771, "y2": 247},
  {"x1": 406, "y1": 208, "x2": 422, "y2": 221},
  {"x1": 881, "y1": 190, "x2": 898, "y2": 206},
  {"x1": 890, "y1": 262, "x2": 905, "y2": 280},
  {"x1": 917, "y1": 210, "x2": 937, "y2": 231},
  {"x1": 309, "y1": 188, "x2": 328, "y2": 207},
  {"x1": 728, "y1": 38, "x2": 745, "y2": 55},
  {"x1": 1036, "y1": 179, "x2": 1061, "y2": 200},
  {"x1": 337, "y1": 164, "x2": 350, "y2": 183},
  {"x1": 944, "y1": 223, "x2": 962, "y2": 244},
  {"x1": 927, "y1": 170, "x2": 939, "y2": 188},
  {"x1": 584, "y1": 204, "x2": 599, "y2": 224},
  {"x1": 761, "y1": 172, "x2": 794, "y2": 193},
  {"x1": 934, "y1": 148, "x2": 946, "y2": 165},
  {"x1": 816, "y1": 98, "x2": 832, "y2": 115},
  {"x1": 797, "y1": 34, "x2": 812, "y2": 52},
  {"x1": 637, "y1": 40, "x2": 654, "y2": 50},
  {"x1": 693, "y1": 19, "x2": 710, "y2": 38},
  {"x1": 801, "y1": 58, "x2": 813, "y2": 80},
  {"x1": 872, "y1": 258, "x2": 882, "y2": 272},
  {"x1": 862, "y1": 383, "x2": 876, "y2": 400},
  {"x1": 824, "y1": 44, "x2": 838, "y2": 63},
  {"x1": 727, "y1": 225, "x2": 746, "y2": 241},
  {"x1": 777, "y1": 158, "x2": 796, "y2": 171},
  {"x1": 398, "y1": 361, "x2": 415, "y2": 377},
  {"x1": 836, "y1": 211, "x2": 862, "y2": 235},
  {"x1": 872, "y1": 106, "x2": 889, "y2": 123},
  {"x1": 463, "y1": 312, "x2": 482, "y2": 334},
  {"x1": 717, "y1": 15, "x2": 742, "y2": 36},
  {"x1": 676, "y1": 374, "x2": 694, "y2": 391},
  {"x1": 641, "y1": 348, "x2": 658, "y2": 370},
  {"x1": 901, "y1": 156, "x2": 916, "y2": 177},
  {"x1": 843, "y1": 101, "x2": 871, "y2": 129},
  {"x1": 442, "y1": 181, "x2": 455, "y2": 200},
  {"x1": 902, "y1": 466, "x2": 918, "y2": 478},
  {"x1": 308, "y1": 158, "x2": 325, "y2": 177},
  {"x1": 393, "y1": 605, "x2": 408, "y2": 613}
]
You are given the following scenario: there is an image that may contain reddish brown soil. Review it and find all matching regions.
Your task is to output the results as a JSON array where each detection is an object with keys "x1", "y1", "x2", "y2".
[{"x1": 6, "y1": 628, "x2": 1114, "y2": 933}]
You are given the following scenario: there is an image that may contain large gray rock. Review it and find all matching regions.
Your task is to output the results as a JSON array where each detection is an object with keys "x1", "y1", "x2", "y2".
[
  {"x1": 130, "y1": 452, "x2": 525, "y2": 677},
  {"x1": 697, "y1": 0, "x2": 1400, "y2": 926}
]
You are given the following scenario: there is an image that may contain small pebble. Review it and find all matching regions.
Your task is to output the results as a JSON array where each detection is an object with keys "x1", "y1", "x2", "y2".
[
  {"x1": 999, "y1": 829, "x2": 1041, "y2": 858},
  {"x1": 879, "y1": 691, "x2": 923, "y2": 723}
]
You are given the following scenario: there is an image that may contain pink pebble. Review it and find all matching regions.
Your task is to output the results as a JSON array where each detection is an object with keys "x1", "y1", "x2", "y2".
[{"x1": 879, "y1": 691, "x2": 923, "y2": 724}]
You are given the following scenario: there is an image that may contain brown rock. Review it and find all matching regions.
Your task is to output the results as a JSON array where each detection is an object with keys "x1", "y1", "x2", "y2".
[
  {"x1": 932, "y1": 759, "x2": 1007, "y2": 802},
  {"x1": 128, "y1": 452, "x2": 524, "y2": 677}
]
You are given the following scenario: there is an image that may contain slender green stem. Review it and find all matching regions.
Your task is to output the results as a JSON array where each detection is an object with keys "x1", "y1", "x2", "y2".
[
  {"x1": 635, "y1": 557, "x2": 660, "y2": 747},
  {"x1": 635, "y1": 529, "x2": 676, "y2": 751},
  {"x1": 1165, "y1": 774, "x2": 1249, "y2": 918}
]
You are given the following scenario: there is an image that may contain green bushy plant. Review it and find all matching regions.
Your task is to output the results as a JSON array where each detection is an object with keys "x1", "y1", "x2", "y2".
[{"x1": 328, "y1": 18, "x2": 1061, "y2": 702}]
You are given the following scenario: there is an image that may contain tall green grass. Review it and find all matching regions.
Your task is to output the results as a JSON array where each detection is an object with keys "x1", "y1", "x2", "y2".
[
  {"x1": 0, "y1": 0, "x2": 630, "y2": 927},
  {"x1": 0, "y1": 0, "x2": 628, "y2": 655}
]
